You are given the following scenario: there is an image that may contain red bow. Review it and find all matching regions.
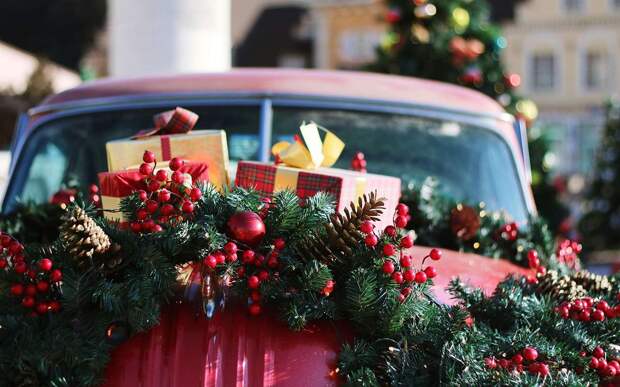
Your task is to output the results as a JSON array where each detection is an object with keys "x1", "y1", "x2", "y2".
[{"x1": 132, "y1": 107, "x2": 199, "y2": 139}]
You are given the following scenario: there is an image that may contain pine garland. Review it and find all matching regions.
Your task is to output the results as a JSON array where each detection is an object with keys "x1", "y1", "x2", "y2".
[{"x1": 0, "y1": 184, "x2": 617, "y2": 386}]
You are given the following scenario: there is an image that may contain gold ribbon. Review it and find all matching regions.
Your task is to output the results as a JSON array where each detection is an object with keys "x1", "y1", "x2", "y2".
[{"x1": 272, "y1": 122, "x2": 345, "y2": 169}]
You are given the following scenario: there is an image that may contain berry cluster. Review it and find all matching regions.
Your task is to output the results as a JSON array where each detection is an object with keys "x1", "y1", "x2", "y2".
[
  {"x1": 350, "y1": 152, "x2": 367, "y2": 173},
  {"x1": 130, "y1": 151, "x2": 202, "y2": 233},
  {"x1": 205, "y1": 236, "x2": 289, "y2": 316},
  {"x1": 587, "y1": 346, "x2": 620, "y2": 382},
  {"x1": 496, "y1": 222, "x2": 519, "y2": 242},
  {"x1": 361, "y1": 203, "x2": 441, "y2": 302},
  {"x1": 0, "y1": 233, "x2": 62, "y2": 315},
  {"x1": 524, "y1": 249, "x2": 547, "y2": 284},
  {"x1": 555, "y1": 297, "x2": 620, "y2": 322},
  {"x1": 484, "y1": 347, "x2": 550, "y2": 377},
  {"x1": 556, "y1": 239, "x2": 582, "y2": 269}
]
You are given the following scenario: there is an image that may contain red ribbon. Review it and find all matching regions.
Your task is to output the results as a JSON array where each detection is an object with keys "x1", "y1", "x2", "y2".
[{"x1": 132, "y1": 107, "x2": 199, "y2": 139}]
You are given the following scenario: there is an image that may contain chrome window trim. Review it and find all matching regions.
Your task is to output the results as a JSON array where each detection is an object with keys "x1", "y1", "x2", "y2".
[{"x1": 6, "y1": 93, "x2": 534, "y2": 217}]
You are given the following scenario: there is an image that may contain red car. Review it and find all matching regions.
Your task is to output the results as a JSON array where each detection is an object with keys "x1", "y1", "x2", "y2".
[{"x1": 5, "y1": 69, "x2": 531, "y2": 386}]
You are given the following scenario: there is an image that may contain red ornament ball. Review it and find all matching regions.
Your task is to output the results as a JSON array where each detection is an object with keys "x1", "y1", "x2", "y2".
[
  {"x1": 227, "y1": 211, "x2": 267, "y2": 247},
  {"x1": 38, "y1": 258, "x2": 53, "y2": 272},
  {"x1": 523, "y1": 347, "x2": 538, "y2": 361}
]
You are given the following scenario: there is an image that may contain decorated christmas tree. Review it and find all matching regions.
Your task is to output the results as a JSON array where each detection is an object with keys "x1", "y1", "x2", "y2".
[{"x1": 579, "y1": 100, "x2": 620, "y2": 253}]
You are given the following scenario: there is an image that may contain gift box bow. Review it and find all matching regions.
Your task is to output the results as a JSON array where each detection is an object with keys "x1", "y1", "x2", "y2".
[
  {"x1": 132, "y1": 107, "x2": 199, "y2": 139},
  {"x1": 272, "y1": 122, "x2": 345, "y2": 169}
]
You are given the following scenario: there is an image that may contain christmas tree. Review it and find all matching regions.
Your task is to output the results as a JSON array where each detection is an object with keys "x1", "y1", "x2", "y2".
[
  {"x1": 370, "y1": 0, "x2": 570, "y2": 234},
  {"x1": 579, "y1": 100, "x2": 620, "y2": 253}
]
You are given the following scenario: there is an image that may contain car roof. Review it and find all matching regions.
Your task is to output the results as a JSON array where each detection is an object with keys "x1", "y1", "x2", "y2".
[{"x1": 39, "y1": 68, "x2": 507, "y2": 118}]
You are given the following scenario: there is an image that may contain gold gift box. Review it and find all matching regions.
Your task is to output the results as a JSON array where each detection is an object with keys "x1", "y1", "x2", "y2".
[{"x1": 105, "y1": 130, "x2": 230, "y2": 189}]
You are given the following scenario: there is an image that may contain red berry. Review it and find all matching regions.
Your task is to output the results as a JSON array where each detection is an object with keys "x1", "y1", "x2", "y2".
[
  {"x1": 242, "y1": 250, "x2": 256, "y2": 263},
  {"x1": 155, "y1": 169, "x2": 168, "y2": 182},
  {"x1": 250, "y1": 290, "x2": 261, "y2": 302},
  {"x1": 258, "y1": 270, "x2": 269, "y2": 282},
  {"x1": 0, "y1": 234, "x2": 12, "y2": 247},
  {"x1": 383, "y1": 243, "x2": 396, "y2": 256},
  {"x1": 172, "y1": 171, "x2": 185, "y2": 184},
  {"x1": 143, "y1": 150, "x2": 156, "y2": 163},
  {"x1": 523, "y1": 347, "x2": 538, "y2": 361},
  {"x1": 512, "y1": 354, "x2": 523, "y2": 364},
  {"x1": 181, "y1": 200, "x2": 194, "y2": 214},
  {"x1": 10, "y1": 283, "x2": 24, "y2": 296},
  {"x1": 36, "y1": 281, "x2": 49, "y2": 293},
  {"x1": 213, "y1": 252, "x2": 226, "y2": 264},
  {"x1": 558, "y1": 306, "x2": 570, "y2": 319},
  {"x1": 593, "y1": 346, "x2": 605, "y2": 358},
  {"x1": 204, "y1": 255, "x2": 217, "y2": 269},
  {"x1": 397, "y1": 294, "x2": 406, "y2": 303},
  {"x1": 583, "y1": 297, "x2": 594, "y2": 307},
  {"x1": 248, "y1": 275, "x2": 260, "y2": 289},
  {"x1": 36, "y1": 302, "x2": 48, "y2": 315},
  {"x1": 224, "y1": 242, "x2": 238, "y2": 254},
  {"x1": 27, "y1": 270, "x2": 37, "y2": 280},
  {"x1": 14, "y1": 261, "x2": 27, "y2": 274},
  {"x1": 400, "y1": 235, "x2": 414, "y2": 248},
  {"x1": 609, "y1": 360, "x2": 620, "y2": 372},
  {"x1": 142, "y1": 219, "x2": 156, "y2": 232},
  {"x1": 89, "y1": 184, "x2": 99, "y2": 194},
  {"x1": 590, "y1": 357, "x2": 600, "y2": 369},
  {"x1": 365, "y1": 234, "x2": 378, "y2": 247},
  {"x1": 527, "y1": 362, "x2": 539, "y2": 374},
  {"x1": 130, "y1": 222, "x2": 142, "y2": 233},
  {"x1": 137, "y1": 190, "x2": 148, "y2": 201},
  {"x1": 21, "y1": 296, "x2": 35, "y2": 308},
  {"x1": 274, "y1": 238, "x2": 286, "y2": 250},
  {"x1": 396, "y1": 203, "x2": 409, "y2": 216},
  {"x1": 596, "y1": 301, "x2": 610, "y2": 311},
  {"x1": 190, "y1": 187, "x2": 202, "y2": 201},
  {"x1": 169, "y1": 157, "x2": 184, "y2": 171},
  {"x1": 538, "y1": 363, "x2": 549, "y2": 376},
  {"x1": 152, "y1": 224, "x2": 163, "y2": 233},
  {"x1": 8, "y1": 241, "x2": 23, "y2": 255},
  {"x1": 394, "y1": 215, "x2": 408, "y2": 228},
  {"x1": 160, "y1": 203, "x2": 175, "y2": 216},
  {"x1": 485, "y1": 357, "x2": 497, "y2": 369},
  {"x1": 401, "y1": 287, "x2": 412, "y2": 297},
  {"x1": 414, "y1": 271, "x2": 427, "y2": 284},
  {"x1": 579, "y1": 309, "x2": 591, "y2": 321},
  {"x1": 139, "y1": 163, "x2": 154, "y2": 176},
  {"x1": 146, "y1": 200, "x2": 159, "y2": 214},
  {"x1": 136, "y1": 208, "x2": 148, "y2": 220},
  {"x1": 384, "y1": 225, "x2": 397, "y2": 237},
  {"x1": 400, "y1": 255, "x2": 412, "y2": 268},
  {"x1": 248, "y1": 303, "x2": 261, "y2": 315},
  {"x1": 527, "y1": 251, "x2": 539, "y2": 268},
  {"x1": 0, "y1": 258, "x2": 7, "y2": 269},
  {"x1": 392, "y1": 271, "x2": 404, "y2": 284},
  {"x1": 430, "y1": 248, "x2": 442, "y2": 261},
  {"x1": 592, "y1": 309, "x2": 605, "y2": 322},
  {"x1": 382, "y1": 260, "x2": 395, "y2": 274},
  {"x1": 267, "y1": 255, "x2": 278, "y2": 268},
  {"x1": 49, "y1": 300, "x2": 61, "y2": 313},
  {"x1": 498, "y1": 359, "x2": 509, "y2": 368},
  {"x1": 148, "y1": 180, "x2": 161, "y2": 192},
  {"x1": 360, "y1": 221, "x2": 374, "y2": 234},
  {"x1": 50, "y1": 269, "x2": 62, "y2": 283},
  {"x1": 404, "y1": 270, "x2": 415, "y2": 283},
  {"x1": 536, "y1": 266, "x2": 546, "y2": 276},
  {"x1": 424, "y1": 266, "x2": 437, "y2": 279},
  {"x1": 38, "y1": 258, "x2": 53, "y2": 272},
  {"x1": 572, "y1": 300, "x2": 584, "y2": 311}
]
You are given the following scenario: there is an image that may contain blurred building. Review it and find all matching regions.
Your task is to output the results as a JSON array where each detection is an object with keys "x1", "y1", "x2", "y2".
[{"x1": 501, "y1": 0, "x2": 620, "y2": 178}]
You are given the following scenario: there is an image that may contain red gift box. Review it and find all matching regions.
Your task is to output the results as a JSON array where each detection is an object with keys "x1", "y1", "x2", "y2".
[
  {"x1": 98, "y1": 161, "x2": 209, "y2": 222},
  {"x1": 235, "y1": 161, "x2": 401, "y2": 229}
]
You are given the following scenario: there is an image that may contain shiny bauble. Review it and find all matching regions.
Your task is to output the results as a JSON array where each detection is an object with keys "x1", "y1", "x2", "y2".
[{"x1": 227, "y1": 211, "x2": 266, "y2": 247}]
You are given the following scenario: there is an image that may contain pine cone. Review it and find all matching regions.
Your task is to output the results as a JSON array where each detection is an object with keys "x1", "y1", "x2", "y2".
[
  {"x1": 60, "y1": 206, "x2": 111, "y2": 269},
  {"x1": 450, "y1": 204, "x2": 480, "y2": 241},
  {"x1": 298, "y1": 192, "x2": 385, "y2": 264},
  {"x1": 572, "y1": 271, "x2": 614, "y2": 294},
  {"x1": 536, "y1": 270, "x2": 586, "y2": 302}
]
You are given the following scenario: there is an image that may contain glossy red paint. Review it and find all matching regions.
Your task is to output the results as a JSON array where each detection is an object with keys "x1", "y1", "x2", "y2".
[
  {"x1": 40, "y1": 69, "x2": 505, "y2": 117},
  {"x1": 103, "y1": 246, "x2": 528, "y2": 386}
]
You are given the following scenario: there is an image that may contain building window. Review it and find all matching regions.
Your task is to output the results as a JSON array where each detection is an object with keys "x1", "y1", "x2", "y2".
[
  {"x1": 563, "y1": 0, "x2": 583, "y2": 11},
  {"x1": 584, "y1": 51, "x2": 608, "y2": 90},
  {"x1": 530, "y1": 53, "x2": 556, "y2": 91}
]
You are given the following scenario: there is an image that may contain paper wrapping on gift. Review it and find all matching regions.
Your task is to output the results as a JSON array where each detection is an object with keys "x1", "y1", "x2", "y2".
[
  {"x1": 98, "y1": 162, "x2": 209, "y2": 222},
  {"x1": 235, "y1": 161, "x2": 401, "y2": 229},
  {"x1": 105, "y1": 130, "x2": 229, "y2": 190}
]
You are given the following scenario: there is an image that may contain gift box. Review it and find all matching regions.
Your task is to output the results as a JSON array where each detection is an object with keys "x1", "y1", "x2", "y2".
[
  {"x1": 235, "y1": 161, "x2": 401, "y2": 229},
  {"x1": 105, "y1": 107, "x2": 230, "y2": 190},
  {"x1": 98, "y1": 161, "x2": 209, "y2": 222}
]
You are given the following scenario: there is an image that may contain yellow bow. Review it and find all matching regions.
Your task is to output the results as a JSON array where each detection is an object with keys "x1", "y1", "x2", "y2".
[{"x1": 272, "y1": 122, "x2": 345, "y2": 169}]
